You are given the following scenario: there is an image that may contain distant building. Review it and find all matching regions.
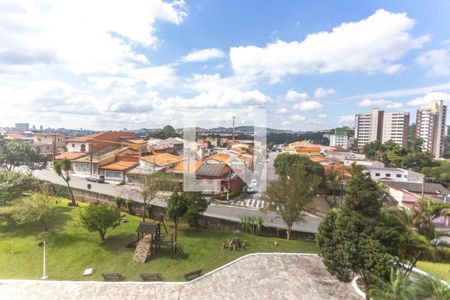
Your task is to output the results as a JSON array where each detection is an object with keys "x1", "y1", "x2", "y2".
[
  {"x1": 415, "y1": 100, "x2": 448, "y2": 159},
  {"x1": 355, "y1": 109, "x2": 409, "y2": 149},
  {"x1": 15, "y1": 123, "x2": 29, "y2": 131},
  {"x1": 329, "y1": 128, "x2": 349, "y2": 149}
]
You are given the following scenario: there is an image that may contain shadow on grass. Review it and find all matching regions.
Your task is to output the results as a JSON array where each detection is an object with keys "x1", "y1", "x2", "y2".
[
  {"x1": 0, "y1": 206, "x2": 74, "y2": 239},
  {"x1": 100, "y1": 232, "x2": 137, "y2": 251}
]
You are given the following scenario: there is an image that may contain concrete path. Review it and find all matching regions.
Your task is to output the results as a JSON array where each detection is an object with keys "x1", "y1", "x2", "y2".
[{"x1": 0, "y1": 253, "x2": 361, "y2": 300}]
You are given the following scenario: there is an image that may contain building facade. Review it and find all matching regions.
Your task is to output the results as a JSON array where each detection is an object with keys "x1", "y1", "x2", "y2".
[
  {"x1": 355, "y1": 109, "x2": 409, "y2": 149},
  {"x1": 415, "y1": 100, "x2": 448, "y2": 158},
  {"x1": 329, "y1": 128, "x2": 349, "y2": 149}
]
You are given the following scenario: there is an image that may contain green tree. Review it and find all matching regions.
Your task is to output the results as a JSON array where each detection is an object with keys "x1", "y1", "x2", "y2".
[
  {"x1": 422, "y1": 160, "x2": 450, "y2": 189},
  {"x1": 274, "y1": 153, "x2": 324, "y2": 177},
  {"x1": 166, "y1": 188, "x2": 187, "y2": 241},
  {"x1": 79, "y1": 204, "x2": 121, "y2": 241},
  {"x1": 139, "y1": 172, "x2": 177, "y2": 222},
  {"x1": 263, "y1": 164, "x2": 321, "y2": 240},
  {"x1": 182, "y1": 191, "x2": 208, "y2": 228},
  {"x1": 53, "y1": 159, "x2": 76, "y2": 205},
  {"x1": 415, "y1": 274, "x2": 450, "y2": 300},
  {"x1": 325, "y1": 167, "x2": 346, "y2": 208},
  {"x1": 317, "y1": 166, "x2": 392, "y2": 297},
  {"x1": 413, "y1": 198, "x2": 450, "y2": 241},
  {"x1": 317, "y1": 208, "x2": 392, "y2": 298},
  {"x1": 0, "y1": 169, "x2": 39, "y2": 206},
  {"x1": 363, "y1": 140, "x2": 384, "y2": 161},
  {"x1": 11, "y1": 193, "x2": 58, "y2": 231},
  {"x1": 145, "y1": 125, "x2": 179, "y2": 140},
  {"x1": 0, "y1": 140, "x2": 47, "y2": 171}
]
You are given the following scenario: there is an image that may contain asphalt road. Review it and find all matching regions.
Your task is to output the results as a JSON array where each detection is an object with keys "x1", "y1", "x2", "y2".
[{"x1": 33, "y1": 157, "x2": 320, "y2": 234}]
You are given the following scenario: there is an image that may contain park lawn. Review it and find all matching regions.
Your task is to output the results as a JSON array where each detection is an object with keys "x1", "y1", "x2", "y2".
[
  {"x1": 416, "y1": 261, "x2": 450, "y2": 283},
  {"x1": 0, "y1": 199, "x2": 318, "y2": 281}
]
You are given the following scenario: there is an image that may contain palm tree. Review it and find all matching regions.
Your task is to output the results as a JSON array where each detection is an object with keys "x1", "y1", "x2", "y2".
[
  {"x1": 53, "y1": 159, "x2": 76, "y2": 205},
  {"x1": 370, "y1": 269, "x2": 416, "y2": 300},
  {"x1": 415, "y1": 274, "x2": 450, "y2": 300},
  {"x1": 413, "y1": 198, "x2": 450, "y2": 241}
]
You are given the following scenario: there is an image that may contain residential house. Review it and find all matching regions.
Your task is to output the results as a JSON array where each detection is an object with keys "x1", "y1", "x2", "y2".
[
  {"x1": 32, "y1": 133, "x2": 65, "y2": 157},
  {"x1": 124, "y1": 153, "x2": 183, "y2": 183},
  {"x1": 64, "y1": 131, "x2": 135, "y2": 154},
  {"x1": 363, "y1": 166, "x2": 424, "y2": 182},
  {"x1": 99, "y1": 156, "x2": 140, "y2": 182}
]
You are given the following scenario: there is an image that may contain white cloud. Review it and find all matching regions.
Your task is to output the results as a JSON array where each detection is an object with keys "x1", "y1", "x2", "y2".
[
  {"x1": 293, "y1": 100, "x2": 323, "y2": 111},
  {"x1": 0, "y1": 0, "x2": 186, "y2": 74},
  {"x1": 318, "y1": 113, "x2": 327, "y2": 118},
  {"x1": 416, "y1": 48, "x2": 450, "y2": 76},
  {"x1": 127, "y1": 65, "x2": 177, "y2": 87},
  {"x1": 285, "y1": 89, "x2": 310, "y2": 101},
  {"x1": 314, "y1": 87, "x2": 336, "y2": 98},
  {"x1": 182, "y1": 48, "x2": 226, "y2": 62},
  {"x1": 407, "y1": 92, "x2": 450, "y2": 106},
  {"x1": 339, "y1": 115, "x2": 355, "y2": 125},
  {"x1": 276, "y1": 108, "x2": 288, "y2": 114},
  {"x1": 230, "y1": 9, "x2": 428, "y2": 81},
  {"x1": 290, "y1": 114, "x2": 306, "y2": 121},
  {"x1": 358, "y1": 98, "x2": 405, "y2": 109}
]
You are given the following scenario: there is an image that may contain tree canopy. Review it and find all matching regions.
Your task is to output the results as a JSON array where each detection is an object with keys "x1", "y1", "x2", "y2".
[
  {"x1": 263, "y1": 163, "x2": 321, "y2": 240},
  {"x1": 0, "y1": 140, "x2": 47, "y2": 171},
  {"x1": 11, "y1": 193, "x2": 58, "y2": 231},
  {"x1": 145, "y1": 125, "x2": 179, "y2": 140},
  {"x1": 79, "y1": 204, "x2": 121, "y2": 241},
  {"x1": 0, "y1": 169, "x2": 40, "y2": 206},
  {"x1": 273, "y1": 153, "x2": 324, "y2": 177}
]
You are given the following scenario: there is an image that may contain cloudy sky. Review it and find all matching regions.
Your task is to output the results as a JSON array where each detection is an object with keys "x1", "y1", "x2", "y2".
[{"x1": 0, "y1": 0, "x2": 450, "y2": 131}]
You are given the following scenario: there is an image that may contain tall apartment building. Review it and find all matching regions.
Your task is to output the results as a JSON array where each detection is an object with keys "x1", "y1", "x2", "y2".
[
  {"x1": 415, "y1": 100, "x2": 448, "y2": 159},
  {"x1": 15, "y1": 123, "x2": 29, "y2": 131},
  {"x1": 355, "y1": 109, "x2": 409, "y2": 149}
]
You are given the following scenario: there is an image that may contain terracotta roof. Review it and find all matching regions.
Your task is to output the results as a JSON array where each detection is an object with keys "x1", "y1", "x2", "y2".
[
  {"x1": 65, "y1": 132, "x2": 105, "y2": 143},
  {"x1": 33, "y1": 133, "x2": 65, "y2": 137},
  {"x1": 4, "y1": 132, "x2": 28, "y2": 139},
  {"x1": 121, "y1": 138, "x2": 146, "y2": 144},
  {"x1": 295, "y1": 146, "x2": 321, "y2": 152},
  {"x1": 205, "y1": 153, "x2": 231, "y2": 163},
  {"x1": 141, "y1": 153, "x2": 183, "y2": 167},
  {"x1": 170, "y1": 160, "x2": 203, "y2": 174},
  {"x1": 55, "y1": 152, "x2": 88, "y2": 160},
  {"x1": 230, "y1": 148, "x2": 245, "y2": 154},
  {"x1": 100, "y1": 160, "x2": 139, "y2": 171},
  {"x1": 72, "y1": 146, "x2": 120, "y2": 163},
  {"x1": 309, "y1": 156, "x2": 329, "y2": 163}
]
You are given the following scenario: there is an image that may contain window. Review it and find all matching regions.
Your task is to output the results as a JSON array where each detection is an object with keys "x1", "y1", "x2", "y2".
[
  {"x1": 72, "y1": 144, "x2": 75, "y2": 147},
  {"x1": 80, "y1": 144, "x2": 86, "y2": 152},
  {"x1": 386, "y1": 173, "x2": 391, "y2": 177},
  {"x1": 37, "y1": 138, "x2": 41, "y2": 142},
  {"x1": 375, "y1": 173, "x2": 380, "y2": 177},
  {"x1": 396, "y1": 174, "x2": 402, "y2": 178}
]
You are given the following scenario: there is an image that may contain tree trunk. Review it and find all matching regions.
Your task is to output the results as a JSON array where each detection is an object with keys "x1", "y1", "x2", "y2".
[
  {"x1": 42, "y1": 221, "x2": 48, "y2": 232},
  {"x1": 65, "y1": 179, "x2": 76, "y2": 205},
  {"x1": 174, "y1": 219, "x2": 178, "y2": 241},
  {"x1": 362, "y1": 276, "x2": 370, "y2": 300},
  {"x1": 286, "y1": 224, "x2": 292, "y2": 240},
  {"x1": 142, "y1": 202, "x2": 147, "y2": 223},
  {"x1": 99, "y1": 230, "x2": 105, "y2": 241}
]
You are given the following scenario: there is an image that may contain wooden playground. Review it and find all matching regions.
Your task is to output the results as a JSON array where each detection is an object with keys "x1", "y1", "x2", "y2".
[{"x1": 128, "y1": 215, "x2": 186, "y2": 263}]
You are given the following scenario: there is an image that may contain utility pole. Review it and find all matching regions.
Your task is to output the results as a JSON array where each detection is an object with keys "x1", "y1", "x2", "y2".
[
  {"x1": 232, "y1": 116, "x2": 236, "y2": 141},
  {"x1": 41, "y1": 240, "x2": 48, "y2": 280}
]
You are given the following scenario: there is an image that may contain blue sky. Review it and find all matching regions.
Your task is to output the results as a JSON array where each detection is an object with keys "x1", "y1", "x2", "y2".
[{"x1": 0, "y1": 0, "x2": 449, "y2": 130}]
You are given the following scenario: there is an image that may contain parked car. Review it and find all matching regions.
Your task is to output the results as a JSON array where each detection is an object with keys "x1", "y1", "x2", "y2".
[{"x1": 85, "y1": 174, "x2": 105, "y2": 183}]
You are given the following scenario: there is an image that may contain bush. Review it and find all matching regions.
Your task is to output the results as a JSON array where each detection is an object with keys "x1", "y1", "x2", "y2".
[
  {"x1": 114, "y1": 196, "x2": 123, "y2": 209},
  {"x1": 216, "y1": 191, "x2": 241, "y2": 200},
  {"x1": 79, "y1": 204, "x2": 121, "y2": 240},
  {"x1": 125, "y1": 198, "x2": 134, "y2": 214},
  {"x1": 240, "y1": 216, "x2": 264, "y2": 235}
]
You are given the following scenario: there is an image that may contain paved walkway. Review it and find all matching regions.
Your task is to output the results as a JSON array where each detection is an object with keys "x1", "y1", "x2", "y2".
[{"x1": 0, "y1": 254, "x2": 361, "y2": 300}]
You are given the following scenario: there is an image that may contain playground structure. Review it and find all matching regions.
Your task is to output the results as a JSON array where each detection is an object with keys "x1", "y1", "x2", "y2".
[{"x1": 130, "y1": 215, "x2": 186, "y2": 263}]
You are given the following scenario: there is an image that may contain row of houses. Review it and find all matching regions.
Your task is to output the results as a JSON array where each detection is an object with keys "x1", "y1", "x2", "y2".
[{"x1": 53, "y1": 131, "x2": 250, "y2": 195}]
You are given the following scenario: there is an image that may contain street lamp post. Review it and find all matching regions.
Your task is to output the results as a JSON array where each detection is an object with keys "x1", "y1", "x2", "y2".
[{"x1": 40, "y1": 240, "x2": 48, "y2": 280}]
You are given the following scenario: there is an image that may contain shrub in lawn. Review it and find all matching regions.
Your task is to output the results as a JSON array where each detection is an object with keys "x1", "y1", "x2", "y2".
[
  {"x1": 79, "y1": 204, "x2": 121, "y2": 241},
  {"x1": 240, "y1": 216, "x2": 264, "y2": 235},
  {"x1": 114, "y1": 196, "x2": 123, "y2": 209},
  {"x1": 125, "y1": 198, "x2": 134, "y2": 214}
]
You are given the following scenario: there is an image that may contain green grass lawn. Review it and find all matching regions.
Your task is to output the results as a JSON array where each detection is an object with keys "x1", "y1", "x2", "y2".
[
  {"x1": 416, "y1": 261, "x2": 450, "y2": 283},
  {"x1": 0, "y1": 199, "x2": 318, "y2": 281}
]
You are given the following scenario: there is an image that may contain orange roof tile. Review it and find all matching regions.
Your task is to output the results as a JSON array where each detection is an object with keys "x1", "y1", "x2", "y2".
[
  {"x1": 100, "y1": 160, "x2": 139, "y2": 171},
  {"x1": 122, "y1": 138, "x2": 146, "y2": 144},
  {"x1": 205, "y1": 153, "x2": 231, "y2": 163},
  {"x1": 65, "y1": 132, "x2": 105, "y2": 143},
  {"x1": 295, "y1": 146, "x2": 321, "y2": 151},
  {"x1": 55, "y1": 152, "x2": 88, "y2": 160},
  {"x1": 309, "y1": 156, "x2": 328, "y2": 163},
  {"x1": 141, "y1": 153, "x2": 183, "y2": 167},
  {"x1": 170, "y1": 160, "x2": 203, "y2": 174}
]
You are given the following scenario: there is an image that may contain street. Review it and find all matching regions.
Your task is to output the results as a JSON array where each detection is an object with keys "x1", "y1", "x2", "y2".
[{"x1": 33, "y1": 164, "x2": 320, "y2": 234}]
